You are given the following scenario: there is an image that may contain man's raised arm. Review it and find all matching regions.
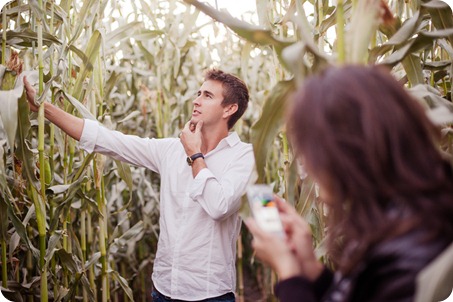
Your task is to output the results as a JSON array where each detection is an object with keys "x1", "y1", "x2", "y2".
[{"x1": 24, "y1": 77, "x2": 84, "y2": 141}]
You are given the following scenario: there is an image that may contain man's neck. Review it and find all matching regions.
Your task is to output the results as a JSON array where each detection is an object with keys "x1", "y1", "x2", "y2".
[{"x1": 200, "y1": 126, "x2": 230, "y2": 154}]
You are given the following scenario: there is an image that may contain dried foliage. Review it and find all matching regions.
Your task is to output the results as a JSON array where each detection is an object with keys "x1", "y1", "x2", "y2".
[{"x1": 0, "y1": 0, "x2": 453, "y2": 301}]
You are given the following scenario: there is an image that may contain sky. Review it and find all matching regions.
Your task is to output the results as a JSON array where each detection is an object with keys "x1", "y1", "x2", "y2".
[
  {"x1": 204, "y1": 0, "x2": 257, "y2": 18},
  {"x1": 0, "y1": 0, "x2": 452, "y2": 23},
  {"x1": 443, "y1": 0, "x2": 453, "y2": 9}
]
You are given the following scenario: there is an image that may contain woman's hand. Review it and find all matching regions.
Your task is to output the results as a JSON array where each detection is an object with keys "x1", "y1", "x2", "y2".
[
  {"x1": 246, "y1": 217, "x2": 302, "y2": 280},
  {"x1": 246, "y1": 196, "x2": 324, "y2": 282},
  {"x1": 276, "y1": 197, "x2": 323, "y2": 281}
]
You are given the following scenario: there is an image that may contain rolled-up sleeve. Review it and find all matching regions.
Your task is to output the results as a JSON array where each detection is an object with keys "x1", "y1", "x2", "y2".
[
  {"x1": 189, "y1": 168, "x2": 215, "y2": 197},
  {"x1": 79, "y1": 119, "x2": 100, "y2": 154},
  {"x1": 188, "y1": 145, "x2": 256, "y2": 221}
]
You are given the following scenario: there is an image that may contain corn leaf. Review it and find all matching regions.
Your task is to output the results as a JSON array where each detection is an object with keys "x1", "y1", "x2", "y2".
[
  {"x1": 422, "y1": 0, "x2": 453, "y2": 44},
  {"x1": 72, "y1": 30, "x2": 102, "y2": 101},
  {"x1": 251, "y1": 80, "x2": 295, "y2": 183},
  {"x1": 68, "y1": 0, "x2": 99, "y2": 44},
  {"x1": 110, "y1": 270, "x2": 134, "y2": 301},
  {"x1": 16, "y1": 86, "x2": 38, "y2": 188},
  {"x1": 105, "y1": 21, "x2": 142, "y2": 49},
  {"x1": 5, "y1": 29, "x2": 88, "y2": 63},
  {"x1": 346, "y1": 0, "x2": 381, "y2": 63},
  {"x1": 415, "y1": 242, "x2": 453, "y2": 302},
  {"x1": 0, "y1": 74, "x2": 21, "y2": 151},
  {"x1": 183, "y1": 0, "x2": 292, "y2": 51},
  {"x1": 54, "y1": 88, "x2": 96, "y2": 120},
  {"x1": 114, "y1": 159, "x2": 133, "y2": 195}
]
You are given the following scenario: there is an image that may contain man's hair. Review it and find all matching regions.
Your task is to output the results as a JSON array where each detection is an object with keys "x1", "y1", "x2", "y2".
[
  {"x1": 204, "y1": 69, "x2": 249, "y2": 129},
  {"x1": 288, "y1": 65, "x2": 453, "y2": 274}
]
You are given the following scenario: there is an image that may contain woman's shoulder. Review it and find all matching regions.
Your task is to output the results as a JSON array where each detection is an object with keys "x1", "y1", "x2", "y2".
[
  {"x1": 339, "y1": 229, "x2": 451, "y2": 302},
  {"x1": 368, "y1": 227, "x2": 451, "y2": 270}
]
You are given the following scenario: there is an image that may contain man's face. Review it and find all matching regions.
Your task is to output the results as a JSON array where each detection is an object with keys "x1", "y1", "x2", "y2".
[{"x1": 190, "y1": 80, "x2": 226, "y2": 128}]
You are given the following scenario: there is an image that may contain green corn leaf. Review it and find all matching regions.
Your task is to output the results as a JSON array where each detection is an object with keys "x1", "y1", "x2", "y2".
[
  {"x1": 16, "y1": 83, "x2": 39, "y2": 188},
  {"x1": 72, "y1": 30, "x2": 102, "y2": 101},
  {"x1": 251, "y1": 80, "x2": 295, "y2": 183}
]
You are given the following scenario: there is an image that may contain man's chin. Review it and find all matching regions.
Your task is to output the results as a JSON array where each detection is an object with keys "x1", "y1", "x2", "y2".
[{"x1": 189, "y1": 119, "x2": 199, "y2": 131}]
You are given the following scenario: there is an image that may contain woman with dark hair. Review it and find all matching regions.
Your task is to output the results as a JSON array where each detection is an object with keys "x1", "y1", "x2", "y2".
[{"x1": 246, "y1": 65, "x2": 453, "y2": 302}]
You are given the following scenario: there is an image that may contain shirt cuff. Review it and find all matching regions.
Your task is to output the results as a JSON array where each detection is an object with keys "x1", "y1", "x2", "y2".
[
  {"x1": 188, "y1": 168, "x2": 214, "y2": 200},
  {"x1": 79, "y1": 119, "x2": 100, "y2": 154}
]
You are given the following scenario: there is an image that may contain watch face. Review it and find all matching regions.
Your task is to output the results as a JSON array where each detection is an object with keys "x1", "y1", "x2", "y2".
[{"x1": 187, "y1": 153, "x2": 203, "y2": 166}]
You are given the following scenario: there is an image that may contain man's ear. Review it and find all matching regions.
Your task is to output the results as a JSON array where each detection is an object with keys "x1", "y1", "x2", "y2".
[{"x1": 223, "y1": 104, "x2": 238, "y2": 118}]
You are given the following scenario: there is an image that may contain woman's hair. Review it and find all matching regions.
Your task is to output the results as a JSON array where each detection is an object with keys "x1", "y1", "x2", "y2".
[
  {"x1": 204, "y1": 69, "x2": 249, "y2": 129},
  {"x1": 288, "y1": 65, "x2": 453, "y2": 273}
]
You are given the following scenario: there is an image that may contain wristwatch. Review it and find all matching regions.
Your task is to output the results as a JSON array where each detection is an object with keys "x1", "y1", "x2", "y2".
[{"x1": 187, "y1": 153, "x2": 204, "y2": 166}]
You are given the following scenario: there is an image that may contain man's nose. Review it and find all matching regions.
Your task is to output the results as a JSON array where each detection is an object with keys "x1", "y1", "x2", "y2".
[{"x1": 193, "y1": 96, "x2": 201, "y2": 106}]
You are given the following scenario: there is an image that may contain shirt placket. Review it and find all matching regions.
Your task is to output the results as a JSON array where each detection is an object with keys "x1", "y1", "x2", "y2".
[{"x1": 170, "y1": 181, "x2": 192, "y2": 297}]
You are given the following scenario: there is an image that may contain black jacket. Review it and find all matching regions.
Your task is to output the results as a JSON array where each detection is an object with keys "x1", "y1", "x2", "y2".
[{"x1": 275, "y1": 229, "x2": 452, "y2": 302}]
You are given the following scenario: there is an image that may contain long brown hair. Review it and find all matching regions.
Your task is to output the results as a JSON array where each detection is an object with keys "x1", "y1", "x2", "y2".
[{"x1": 288, "y1": 65, "x2": 453, "y2": 273}]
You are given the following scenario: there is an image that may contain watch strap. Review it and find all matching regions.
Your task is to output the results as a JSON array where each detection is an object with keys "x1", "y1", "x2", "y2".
[{"x1": 187, "y1": 153, "x2": 204, "y2": 166}]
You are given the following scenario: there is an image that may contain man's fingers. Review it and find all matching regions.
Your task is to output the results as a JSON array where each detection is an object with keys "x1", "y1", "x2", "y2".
[
  {"x1": 195, "y1": 120, "x2": 203, "y2": 133},
  {"x1": 183, "y1": 121, "x2": 191, "y2": 131},
  {"x1": 24, "y1": 76, "x2": 31, "y2": 92}
]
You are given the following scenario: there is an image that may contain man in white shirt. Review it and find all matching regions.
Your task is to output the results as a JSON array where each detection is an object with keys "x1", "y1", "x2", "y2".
[{"x1": 24, "y1": 69, "x2": 255, "y2": 301}]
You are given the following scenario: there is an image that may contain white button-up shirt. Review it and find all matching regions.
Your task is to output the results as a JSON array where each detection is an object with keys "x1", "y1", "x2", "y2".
[{"x1": 79, "y1": 119, "x2": 256, "y2": 301}]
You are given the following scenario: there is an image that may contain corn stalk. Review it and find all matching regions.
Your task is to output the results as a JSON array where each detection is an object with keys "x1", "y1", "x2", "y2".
[
  {"x1": 1, "y1": 0, "x2": 453, "y2": 301},
  {"x1": 2, "y1": 6, "x2": 6, "y2": 65},
  {"x1": 36, "y1": 0, "x2": 48, "y2": 300}
]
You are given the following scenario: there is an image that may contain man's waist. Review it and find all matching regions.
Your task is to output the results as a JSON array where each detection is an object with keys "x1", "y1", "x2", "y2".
[{"x1": 154, "y1": 288, "x2": 235, "y2": 301}]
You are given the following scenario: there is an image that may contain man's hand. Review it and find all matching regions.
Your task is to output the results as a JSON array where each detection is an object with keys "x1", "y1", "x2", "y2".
[
  {"x1": 23, "y1": 76, "x2": 39, "y2": 112},
  {"x1": 22, "y1": 76, "x2": 85, "y2": 141},
  {"x1": 180, "y1": 120, "x2": 203, "y2": 156}
]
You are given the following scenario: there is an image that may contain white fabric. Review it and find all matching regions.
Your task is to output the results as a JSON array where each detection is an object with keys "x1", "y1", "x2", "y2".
[{"x1": 79, "y1": 119, "x2": 256, "y2": 300}]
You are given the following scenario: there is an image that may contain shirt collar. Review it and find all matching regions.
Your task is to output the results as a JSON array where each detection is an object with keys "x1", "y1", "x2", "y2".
[
  {"x1": 224, "y1": 131, "x2": 240, "y2": 147},
  {"x1": 205, "y1": 132, "x2": 240, "y2": 157}
]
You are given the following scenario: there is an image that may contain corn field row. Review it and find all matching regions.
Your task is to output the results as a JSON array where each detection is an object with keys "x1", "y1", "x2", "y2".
[{"x1": 1, "y1": 0, "x2": 453, "y2": 301}]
